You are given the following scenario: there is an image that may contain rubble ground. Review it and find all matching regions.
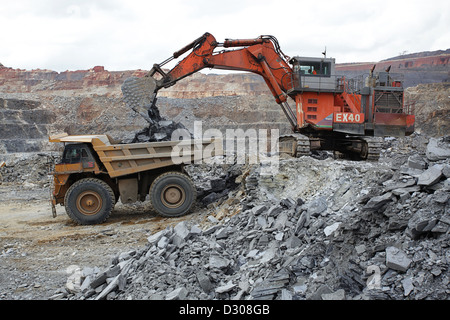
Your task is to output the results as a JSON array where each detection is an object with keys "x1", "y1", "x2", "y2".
[
  {"x1": 0, "y1": 134, "x2": 449, "y2": 300},
  {"x1": 0, "y1": 183, "x2": 213, "y2": 300}
]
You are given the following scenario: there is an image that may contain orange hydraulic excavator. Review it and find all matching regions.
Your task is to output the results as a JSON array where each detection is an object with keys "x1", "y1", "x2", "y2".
[{"x1": 122, "y1": 32, "x2": 415, "y2": 160}]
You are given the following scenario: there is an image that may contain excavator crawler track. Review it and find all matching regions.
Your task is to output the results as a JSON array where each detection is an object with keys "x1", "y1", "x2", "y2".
[
  {"x1": 364, "y1": 136, "x2": 383, "y2": 161},
  {"x1": 279, "y1": 134, "x2": 311, "y2": 158},
  {"x1": 295, "y1": 135, "x2": 311, "y2": 158}
]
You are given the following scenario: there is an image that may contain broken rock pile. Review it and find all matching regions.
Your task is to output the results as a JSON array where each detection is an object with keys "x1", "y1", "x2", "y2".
[
  {"x1": 56, "y1": 135, "x2": 449, "y2": 300},
  {"x1": 0, "y1": 153, "x2": 58, "y2": 187}
]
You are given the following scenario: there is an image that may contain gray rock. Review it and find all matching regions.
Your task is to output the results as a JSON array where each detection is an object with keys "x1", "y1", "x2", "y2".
[
  {"x1": 90, "y1": 272, "x2": 108, "y2": 289},
  {"x1": 95, "y1": 274, "x2": 124, "y2": 300},
  {"x1": 210, "y1": 179, "x2": 227, "y2": 192},
  {"x1": 157, "y1": 236, "x2": 169, "y2": 249},
  {"x1": 443, "y1": 164, "x2": 450, "y2": 178},
  {"x1": 196, "y1": 272, "x2": 213, "y2": 293},
  {"x1": 431, "y1": 221, "x2": 449, "y2": 233},
  {"x1": 308, "y1": 219, "x2": 325, "y2": 234},
  {"x1": 391, "y1": 185, "x2": 420, "y2": 196},
  {"x1": 209, "y1": 255, "x2": 230, "y2": 269},
  {"x1": 159, "y1": 120, "x2": 173, "y2": 127},
  {"x1": 383, "y1": 177, "x2": 416, "y2": 191},
  {"x1": 426, "y1": 137, "x2": 450, "y2": 161},
  {"x1": 284, "y1": 235, "x2": 302, "y2": 249},
  {"x1": 190, "y1": 225, "x2": 202, "y2": 236},
  {"x1": 207, "y1": 215, "x2": 219, "y2": 224},
  {"x1": 80, "y1": 275, "x2": 93, "y2": 293},
  {"x1": 355, "y1": 244, "x2": 366, "y2": 255},
  {"x1": 165, "y1": 287, "x2": 188, "y2": 300},
  {"x1": 152, "y1": 132, "x2": 167, "y2": 141},
  {"x1": 280, "y1": 198, "x2": 296, "y2": 208},
  {"x1": 433, "y1": 191, "x2": 449, "y2": 204},
  {"x1": 406, "y1": 210, "x2": 439, "y2": 238},
  {"x1": 292, "y1": 279, "x2": 307, "y2": 295},
  {"x1": 147, "y1": 230, "x2": 165, "y2": 246},
  {"x1": 202, "y1": 192, "x2": 219, "y2": 205},
  {"x1": 280, "y1": 289, "x2": 293, "y2": 300},
  {"x1": 215, "y1": 227, "x2": 229, "y2": 240},
  {"x1": 401, "y1": 277, "x2": 414, "y2": 296},
  {"x1": 260, "y1": 241, "x2": 279, "y2": 264},
  {"x1": 56, "y1": 150, "x2": 450, "y2": 301},
  {"x1": 418, "y1": 165, "x2": 443, "y2": 186},
  {"x1": 408, "y1": 154, "x2": 427, "y2": 170},
  {"x1": 106, "y1": 265, "x2": 121, "y2": 278},
  {"x1": 252, "y1": 205, "x2": 267, "y2": 215},
  {"x1": 324, "y1": 222, "x2": 341, "y2": 236},
  {"x1": 300, "y1": 256, "x2": 315, "y2": 269},
  {"x1": 399, "y1": 166, "x2": 424, "y2": 178},
  {"x1": 174, "y1": 221, "x2": 191, "y2": 240},
  {"x1": 274, "y1": 211, "x2": 289, "y2": 230},
  {"x1": 307, "y1": 197, "x2": 327, "y2": 217},
  {"x1": 250, "y1": 271, "x2": 290, "y2": 300},
  {"x1": 118, "y1": 250, "x2": 135, "y2": 262},
  {"x1": 363, "y1": 192, "x2": 393, "y2": 211},
  {"x1": 385, "y1": 246, "x2": 412, "y2": 272},
  {"x1": 267, "y1": 205, "x2": 283, "y2": 217},
  {"x1": 257, "y1": 216, "x2": 268, "y2": 228},
  {"x1": 308, "y1": 284, "x2": 332, "y2": 300},
  {"x1": 295, "y1": 211, "x2": 310, "y2": 232},
  {"x1": 171, "y1": 234, "x2": 184, "y2": 247},
  {"x1": 215, "y1": 281, "x2": 235, "y2": 294},
  {"x1": 321, "y1": 289, "x2": 346, "y2": 300},
  {"x1": 203, "y1": 225, "x2": 219, "y2": 235}
]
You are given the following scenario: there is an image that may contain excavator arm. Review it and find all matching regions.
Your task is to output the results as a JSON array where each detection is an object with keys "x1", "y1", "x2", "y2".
[{"x1": 122, "y1": 32, "x2": 298, "y2": 129}]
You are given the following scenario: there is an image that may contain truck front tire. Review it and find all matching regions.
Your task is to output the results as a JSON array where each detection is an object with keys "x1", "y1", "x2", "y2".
[
  {"x1": 149, "y1": 172, "x2": 196, "y2": 217},
  {"x1": 65, "y1": 178, "x2": 115, "y2": 225}
]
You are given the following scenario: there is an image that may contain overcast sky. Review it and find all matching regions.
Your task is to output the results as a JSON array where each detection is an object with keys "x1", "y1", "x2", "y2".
[{"x1": 1, "y1": 0, "x2": 449, "y2": 72}]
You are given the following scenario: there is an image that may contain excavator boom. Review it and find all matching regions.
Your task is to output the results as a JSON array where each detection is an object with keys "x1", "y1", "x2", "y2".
[{"x1": 122, "y1": 33, "x2": 298, "y2": 128}]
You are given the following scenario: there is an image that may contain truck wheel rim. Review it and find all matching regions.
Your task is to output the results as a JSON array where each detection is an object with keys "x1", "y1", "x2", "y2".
[
  {"x1": 76, "y1": 191, "x2": 102, "y2": 215},
  {"x1": 161, "y1": 184, "x2": 185, "y2": 208}
]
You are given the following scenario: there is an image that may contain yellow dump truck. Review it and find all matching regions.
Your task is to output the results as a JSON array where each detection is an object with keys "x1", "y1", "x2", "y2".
[{"x1": 49, "y1": 133, "x2": 222, "y2": 225}]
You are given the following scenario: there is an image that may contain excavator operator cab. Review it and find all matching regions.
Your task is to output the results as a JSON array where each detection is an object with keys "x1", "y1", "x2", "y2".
[
  {"x1": 293, "y1": 59, "x2": 331, "y2": 76},
  {"x1": 289, "y1": 56, "x2": 340, "y2": 92}
]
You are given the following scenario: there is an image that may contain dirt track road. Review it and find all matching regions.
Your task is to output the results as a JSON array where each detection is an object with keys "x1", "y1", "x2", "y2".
[{"x1": 0, "y1": 183, "x2": 206, "y2": 300}]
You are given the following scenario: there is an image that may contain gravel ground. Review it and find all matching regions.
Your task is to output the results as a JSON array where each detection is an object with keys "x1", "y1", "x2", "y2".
[{"x1": 0, "y1": 183, "x2": 211, "y2": 300}]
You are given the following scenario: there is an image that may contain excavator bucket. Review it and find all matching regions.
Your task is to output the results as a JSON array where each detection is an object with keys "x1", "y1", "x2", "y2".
[{"x1": 121, "y1": 76, "x2": 158, "y2": 123}]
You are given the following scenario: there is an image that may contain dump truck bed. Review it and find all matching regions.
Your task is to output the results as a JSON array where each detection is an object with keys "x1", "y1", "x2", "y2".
[{"x1": 49, "y1": 133, "x2": 222, "y2": 178}]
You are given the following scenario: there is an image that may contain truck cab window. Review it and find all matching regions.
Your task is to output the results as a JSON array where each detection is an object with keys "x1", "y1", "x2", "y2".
[{"x1": 62, "y1": 145, "x2": 89, "y2": 164}]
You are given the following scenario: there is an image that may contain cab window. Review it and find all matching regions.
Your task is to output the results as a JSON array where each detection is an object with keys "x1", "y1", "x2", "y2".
[
  {"x1": 62, "y1": 146, "x2": 89, "y2": 164},
  {"x1": 297, "y1": 61, "x2": 331, "y2": 76}
]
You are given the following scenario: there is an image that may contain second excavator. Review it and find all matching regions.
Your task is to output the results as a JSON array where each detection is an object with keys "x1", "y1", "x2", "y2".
[{"x1": 121, "y1": 32, "x2": 415, "y2": 160}]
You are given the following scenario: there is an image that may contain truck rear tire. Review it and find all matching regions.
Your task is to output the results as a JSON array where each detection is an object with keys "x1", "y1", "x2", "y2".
[
  {"x1": 149, "y1": 172, "x2": 196, "y2": 217},
  {"x1": 64, "y1": 178, "x2": 116, "y2": 225}
]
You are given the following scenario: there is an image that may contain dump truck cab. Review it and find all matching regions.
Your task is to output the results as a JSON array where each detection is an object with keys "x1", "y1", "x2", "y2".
[
  {"x1": 60, "y1": 143, "x2": 97, "y2": 168},
  {"x1": 55, "y1": 143, "x2": 105, "y2": 176}
]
